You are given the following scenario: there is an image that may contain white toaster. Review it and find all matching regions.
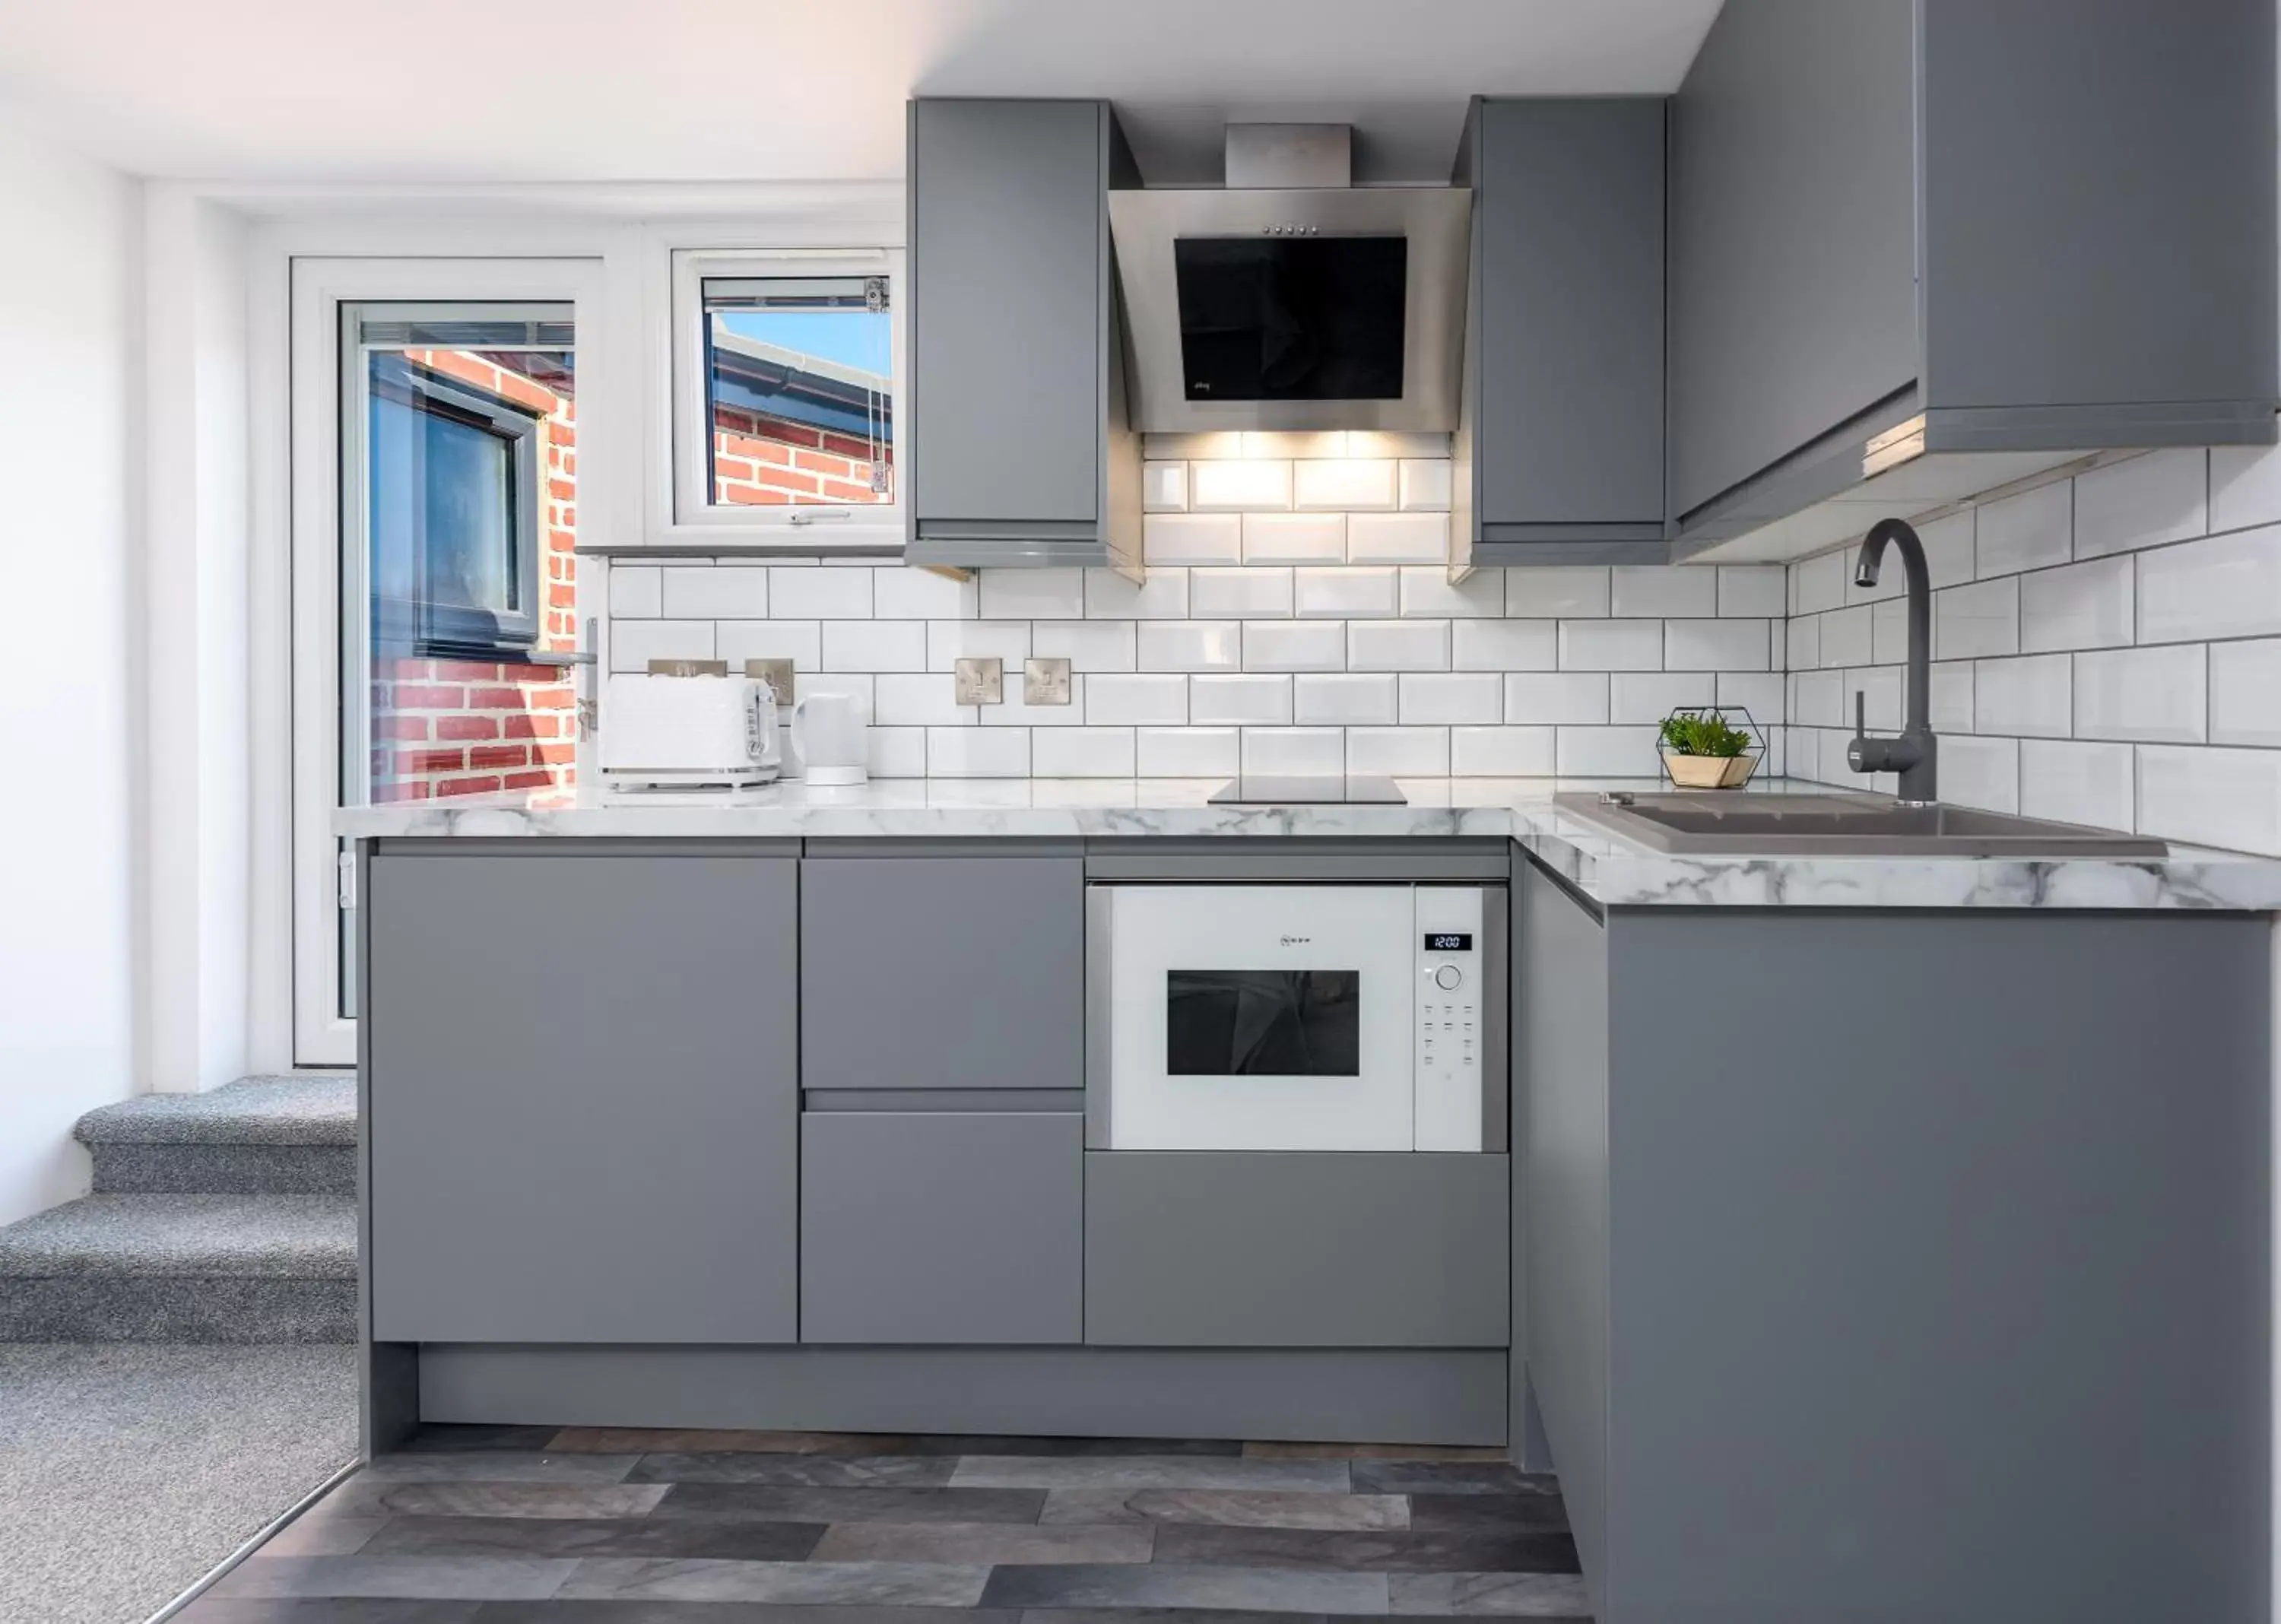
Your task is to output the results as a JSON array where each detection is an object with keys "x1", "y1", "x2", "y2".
[{"x1": 600, "y1": 674, "x2": 782, "y2": 788}]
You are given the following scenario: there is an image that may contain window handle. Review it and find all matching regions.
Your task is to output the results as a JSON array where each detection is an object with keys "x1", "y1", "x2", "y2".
[{"x1": 788, "y1": 509, "x2": 852, "y2": 527}]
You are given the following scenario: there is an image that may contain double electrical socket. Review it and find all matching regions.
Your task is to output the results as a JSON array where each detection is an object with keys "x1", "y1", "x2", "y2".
[{"x1": 953, "y1": 657, "x2": 1072, "y2": 707}]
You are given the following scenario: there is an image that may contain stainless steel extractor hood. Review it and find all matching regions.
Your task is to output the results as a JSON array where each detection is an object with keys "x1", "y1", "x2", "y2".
[{"x1": 1107, "y1": 124, "x2": 1472, "y2": 435}]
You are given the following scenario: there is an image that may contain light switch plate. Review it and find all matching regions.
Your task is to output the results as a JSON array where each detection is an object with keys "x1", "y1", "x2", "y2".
[
  {"x1": 954, "y1": 656, "x2": 1004, "y2": 706},
  {"x1": 1023, "y1": 657, "x2": 1073, "y2": 706},
  {"x1": 744, "y1": 658, "x2": 795, "y2": 707}
]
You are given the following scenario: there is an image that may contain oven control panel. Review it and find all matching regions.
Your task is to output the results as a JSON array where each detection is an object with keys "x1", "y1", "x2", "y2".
[{"x1": 1415, "y1": 887, "x2": 1485, "y2": 1152}]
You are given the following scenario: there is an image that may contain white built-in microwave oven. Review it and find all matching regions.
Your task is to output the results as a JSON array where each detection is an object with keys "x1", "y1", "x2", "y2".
[{"x1": 1086, "y1": 884, "x2": 1504, "y2": 1153}]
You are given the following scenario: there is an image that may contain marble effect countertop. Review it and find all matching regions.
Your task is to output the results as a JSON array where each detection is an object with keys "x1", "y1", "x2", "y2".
[{"x1": 333, "y1": 777, "x2": 2281, "y2": 912}]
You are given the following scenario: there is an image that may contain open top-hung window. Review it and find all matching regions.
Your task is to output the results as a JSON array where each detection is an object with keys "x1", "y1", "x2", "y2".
[{"x1": 671, "y1": 250, "x2": 904, "y2": 544}]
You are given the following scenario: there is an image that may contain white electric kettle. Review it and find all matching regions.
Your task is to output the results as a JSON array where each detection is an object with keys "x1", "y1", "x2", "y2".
[{"x1": 791, "y1": 690, "x2": 868, "y2": 785}]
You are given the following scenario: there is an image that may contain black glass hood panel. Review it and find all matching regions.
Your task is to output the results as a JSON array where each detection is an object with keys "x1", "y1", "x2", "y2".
[{"x1": 1174, "y1": 236, "x2": 1407, "y2": 402}]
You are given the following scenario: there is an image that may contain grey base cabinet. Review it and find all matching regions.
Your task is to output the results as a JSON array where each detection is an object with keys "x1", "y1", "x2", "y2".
[
  {"x1": 1085, "y1": 1152, "x2": 1509, "y2": 1349},
  {"x1": 801, "y1": 1112, "x2": 1082, "y2": 1344},
  {"x1": 365, "y1": 847, "x2": 800, "y2": 1345},
  {"x1": 1518, "y1": 861, "x2": 2270, "y2": 1623}
]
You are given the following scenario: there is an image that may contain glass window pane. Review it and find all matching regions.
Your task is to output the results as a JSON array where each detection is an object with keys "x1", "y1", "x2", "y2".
[{"x1": 703, "y1": 275, "x2": 893, "y2": 508}]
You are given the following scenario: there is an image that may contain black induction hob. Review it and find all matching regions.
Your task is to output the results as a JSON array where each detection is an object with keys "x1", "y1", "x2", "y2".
[{"x1": 1205, "y1": 776, "x2": 1407, "y2": 807}]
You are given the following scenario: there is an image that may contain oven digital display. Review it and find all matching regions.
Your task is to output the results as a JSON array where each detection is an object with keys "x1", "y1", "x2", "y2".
[
  {"x1": 1166, "y1": 969, "x2": 1360, "y2": 1076},
  {"x1": 1423, "y1": 933, "x2": 1473, "y2": 952}
]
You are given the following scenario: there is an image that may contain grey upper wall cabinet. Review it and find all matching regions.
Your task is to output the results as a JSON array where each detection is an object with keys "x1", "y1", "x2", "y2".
[
  {"x1": 905, "y1": 99, "x2": 1144, "y2": 571},
  {"x1": 1453, "y1": 97, "x2": 1668, "y2": 566},
  {"x1": 1667, "y1": 0, "x2": 2279, "y2": 557},
  {"x1": 366, "y1": 848, "x2": 801, "y2": 1345}
]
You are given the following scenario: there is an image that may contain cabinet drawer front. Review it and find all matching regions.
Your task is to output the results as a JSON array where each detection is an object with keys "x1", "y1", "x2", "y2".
[
  {"x1": 801, "y1": 856, "x2": 1083, "y2": 1091},
  {"x1": 1084, "y1": 1152, "x2": 1509, "y2": 1348},
  {"x1": 801, "y1": 1112, "x2": 1083, "y2": 1344}
]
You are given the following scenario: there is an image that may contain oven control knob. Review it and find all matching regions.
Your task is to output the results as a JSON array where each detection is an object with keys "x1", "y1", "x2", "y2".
[{"x1": 1433, "y1": 964, "x2": 1464, "y2": 991}]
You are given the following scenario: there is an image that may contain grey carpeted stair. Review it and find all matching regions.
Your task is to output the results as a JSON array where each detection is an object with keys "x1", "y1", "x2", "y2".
[
  {"x1": 75, "y1": 1073, "x2": 356, "y2": 1195},
  {"x1": 0, "y1": 1194, "x2": 357, "y2": 1343}
]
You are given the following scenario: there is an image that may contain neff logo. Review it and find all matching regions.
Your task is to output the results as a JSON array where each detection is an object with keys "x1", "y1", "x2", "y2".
[{"x1": 1280, "y1": 935, "x2": 1311, "y2": 946}]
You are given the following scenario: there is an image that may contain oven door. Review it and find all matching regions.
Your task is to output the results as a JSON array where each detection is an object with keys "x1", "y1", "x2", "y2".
[{"x1": 1091, "y1": 884, "x2": 1416, "y2": 1151}]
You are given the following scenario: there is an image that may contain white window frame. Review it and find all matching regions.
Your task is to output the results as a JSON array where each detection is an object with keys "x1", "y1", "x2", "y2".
[
  {"x1": 658, "y1": 246, "x2": 908, "y2": 551},
  {"x1": 287, "y1": 255, "x2": 608, "y2": 1065}
]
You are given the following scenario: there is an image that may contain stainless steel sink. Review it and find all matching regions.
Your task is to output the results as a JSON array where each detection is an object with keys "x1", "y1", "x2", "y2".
[{"x1": 1556, "y1": 791, "x2": 2168, "y2": 858}]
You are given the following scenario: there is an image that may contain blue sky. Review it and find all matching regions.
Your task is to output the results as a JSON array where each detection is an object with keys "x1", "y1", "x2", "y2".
[{"x1": 719, "y1": 311, "x2": 889, "y2": 374}]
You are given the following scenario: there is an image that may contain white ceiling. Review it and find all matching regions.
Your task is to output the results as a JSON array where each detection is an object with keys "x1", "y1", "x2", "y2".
[{"x1": 0, "y1": 0, "x2": 1721, "y2": 185}]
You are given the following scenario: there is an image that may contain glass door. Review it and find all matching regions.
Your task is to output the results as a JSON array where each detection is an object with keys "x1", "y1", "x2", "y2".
[{"x1": 290, "y1": 260, "x2": 602, "y2": 1064}]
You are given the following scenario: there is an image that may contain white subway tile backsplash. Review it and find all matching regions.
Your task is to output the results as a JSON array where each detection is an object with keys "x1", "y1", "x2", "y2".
[
  {"x1": 2137, "y1": 745, "x2": 2281, "y2": 855},
  {"x1": 771, "y1": 566, "x2": 871, "y2": 619},
  {"x1": 979, "y1": 568, "x2": 1087, "y2": 621},
  {"x1": 1554, "y1": 725, "x2": 1661, "y2": 777},
  {"x1": 1791, "y1": 669, "x2": 1844, "y2": 728},
  {"x1": 2210, "y1": 639, "x2": 2281, "y2": 747},
  {"x1": 1136, "y1": 620, "x2": 1240, "y2": 672},
  {"x1": 1611, "y1": 566, "x2": 1717, "y2": 619},
  {"x1": 1033, "y1": 619, "x2": 1137, "y2": 673},
  {"x1": 1147, "y1": 431, "x2": 1245, "y2": 461},
  {"x1": 2019, "y1": 739, "x2": 2134, "y2": 833},
  {"x1": 609, "y1": 620, "x2": 714, "y2": 672},
  {"x1": 989, "y1": 674, "x2": 1090, "y2": 728},
  {"x1": 1295, "y1": 566, "x2": 1397, "y2": 619},
  {"x1": 1795, "y1": 552, "x2": 1848, "y2": 614},
  {"x1": 1087, "y1": 566, "x2": 1188, "y2": 620},
  {"x1": 1974, "y1": 481, "x2": 2071, "y2": 578},
  {"x1": 1507, "y1": 566, "x2": 1610, "y2": 619},
  {"x1": 928, "y1": 620, "x2": 1029, "y2": 673},
  {"x1": 1818, "y1": 605, "x2": 1874, "y2": 668},
  {"x1": 1032, "y1": 727, "x2": 1137, "y2": 778},
  {"x1": 1345, "y1": 512, "x2": 1449, "y2": 564},
  {"x1": 1191, "y1": 458, "x2": 1294, "y2": 511},
  {"x1": 1940, "y1": 735, "x2": 2020, "y2": 814},
  {"x1": 926, "y1": 727, "x2": 1029, "y2": 778},
  {"x1": 1293, "y1": 458, "x2": 1397, "y2": 511},
  {"x1": 1136, "y1": 726, "x2": 1239, "y2": 778},
  {"x1": 1918, "y1": 510, "x2": 1978, "y2": 589},
  {"x1": 1293, "y1": 673, "x2": 1397, "y2": 725},
  {"x1": 1191, "y1": 674, "x2": 1293, "y2": 726},
  {"x1": 821, "y1": 620, "x2": 925, "y2": 673},
  {"x1": 1347, "y1": 431, "x2": 1450, "y2": 460},
  {"x1": 1610, "y1": 672, "x2": 1716, "y2": 725},
  {"x1": 2210, "y1": 442, "x2": 2281, "y2": 534},
  {"x1": 662, "y1": 564, "x2": 770, "y2": 620},
  {"x1": 2137, "y1": 524, "x2": 2281, "y2": 644},
  {"x1": 1933, "y1": 578, "x2": 2019, "y2": 661},
  {"x1": 1972, "y1": 654, "x2": 2072, "y2": 739},
  {"x1": 1559, "y1": 619, "x2": 1664, "y2": 671},
  {"x1": 1454, "y1": 618, "x2": 1557, "y2": 672},
  {"x1": 873, "y1": 673, "x2": 974, "y2": 727},
  {"x1": 866, "y1": 726, "x2": 927, "y2": 778},
  {"x1": 1930, "y1": 663, "x2": 1975, "y2": 735},
  {"x1": 1399, "y1": 459, "x2": 1454, "y2": 512},
  {"x1": 1241, "y1": 512, "x2": 1346, "y2": 564},
  {"x1": 1845, "y1": 666, "x2": 1904, "y2": 732},
  {"x1": 1086, "y1": 673, "x2": 1188, "y2": 726},
  {"x1": 2019, "y1": 554, "x2": 2133, "y2": 652},
  {"x1": 1451, "y1": 725, "x2": 1556, "y2": 776},
  {"x1": 1241, "y1": 728, "x2": 1344, "y2": 776},
  {"x1": 609, "y1": 565, "x2": 661, "y2": 617},
  {"x1": 2074, "y1": 645, "x2": 2207, "y2": 743},
  {"x1": 1870, "y1": 597, "x2": 1907, "y2": 665},
  {"x1": 1718, "y1": 672, "x2": 1785, "y2": 725},
  {"x1": 1141, "y1": 461, "x2": 1188, "y2": 512},
  {"x1": 1787, "y1": 614, "x2": 1820, "y2": 671},
  {"x1": 718, "y1": 620, "x2": 822, "y2": 671},
  {"x1": 1192, "y1": 566, "x2": 1296, "y2": 619},
  {"x1": 1665, "y1": 619, "x2": 1770, "y2": 671},
  {"x1": 1397, "y1": 672, "x2": 1502, "y2": 725},
  {"x1": 1347, "y1": 619, "x2": 1451, "y2": 672},
  {"x1": 1718, "y1": 566, "x2": 1787, "y2": 618},
  {"x1": 1242, "y1": 432, "x2": 1348, "y2": 460},
  {"x1": 872, "y1": 566, "x2": 976, "y2": 620},
  {"x1": 1505, "y1": 673, "x2": 1610, "y2": 725},
  {"x1": 2073, "y1": 448, "x2": 2205, "y2": 558},
  {"x1": 1242, "y1": 620, "x2": 1347, "y2": 672},
  {"x1": 1399, "y1": 566, "x2": 1503, "y2": 619},
  {"x1": 1346, "y1": 726, "x2": 1450, "y2": 776}
]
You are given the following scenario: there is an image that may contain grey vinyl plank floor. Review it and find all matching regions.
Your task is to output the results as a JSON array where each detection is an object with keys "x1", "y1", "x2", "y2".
[{"x1": 179, "y1": 1429, "x2": 1588, "y2": 1622}]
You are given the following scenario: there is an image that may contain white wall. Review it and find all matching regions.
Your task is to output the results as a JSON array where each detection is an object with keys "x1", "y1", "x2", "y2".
[{"x1": 0, "y1": 109, "x2": 141, "y2": 1223}]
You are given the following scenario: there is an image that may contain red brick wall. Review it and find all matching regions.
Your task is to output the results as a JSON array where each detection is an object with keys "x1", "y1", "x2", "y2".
[
  {"x1": 712, "y1": 403, "x2": 891, "y2": 507},
  {"x1": 367, "y1": 348, "x2": 579, "y2": 803}
]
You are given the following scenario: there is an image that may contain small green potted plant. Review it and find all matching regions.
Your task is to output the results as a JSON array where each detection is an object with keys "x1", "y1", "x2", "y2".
[{"x1": 1658, "y1": 709, "x2": 1761, "y2": 789}]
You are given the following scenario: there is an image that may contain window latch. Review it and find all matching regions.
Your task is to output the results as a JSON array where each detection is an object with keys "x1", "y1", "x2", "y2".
[
  {"x1": 336, "y1": 850, "x2": 357, "y2": 912},
  {"x1": 864, "y1": 276, "x2": 887, "y2": 314},
  {"x1": 788, "y1": 509, "x2": 852, "y2": 527}
]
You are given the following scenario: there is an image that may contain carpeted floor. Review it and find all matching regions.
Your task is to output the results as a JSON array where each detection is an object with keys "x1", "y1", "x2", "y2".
[{"x1": 0, "y1": 1343, "x2": 356, "y2": 1623}]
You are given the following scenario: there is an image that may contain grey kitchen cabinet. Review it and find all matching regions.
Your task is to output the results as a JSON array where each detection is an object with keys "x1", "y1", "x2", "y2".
[
  {"x1": 1516, "y1": 860, "x2": 2270, "y2": 1623},
  {"x1": 1084, "y1": 1152, "x2": 1509, "y2": 1349},
  {"x1": 801, "y1": 1111, "x2": 1083, "y2": 1344},
  {"x1": 905, "y1": 99, "x2": 1142, "y2": 570},
  {"x1": 366, "y1": 846, "x2": 800, "y2": 1345},
  {"x1": 1453, "y1": 97, "x2": 1667, "y2": 566},
  {"x1": 800, "y1": 847, "x2": 1083, "y2": 1093},
  {"x1": 1667, "y1": 0, "x2": 2277, "y2": 557}
]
